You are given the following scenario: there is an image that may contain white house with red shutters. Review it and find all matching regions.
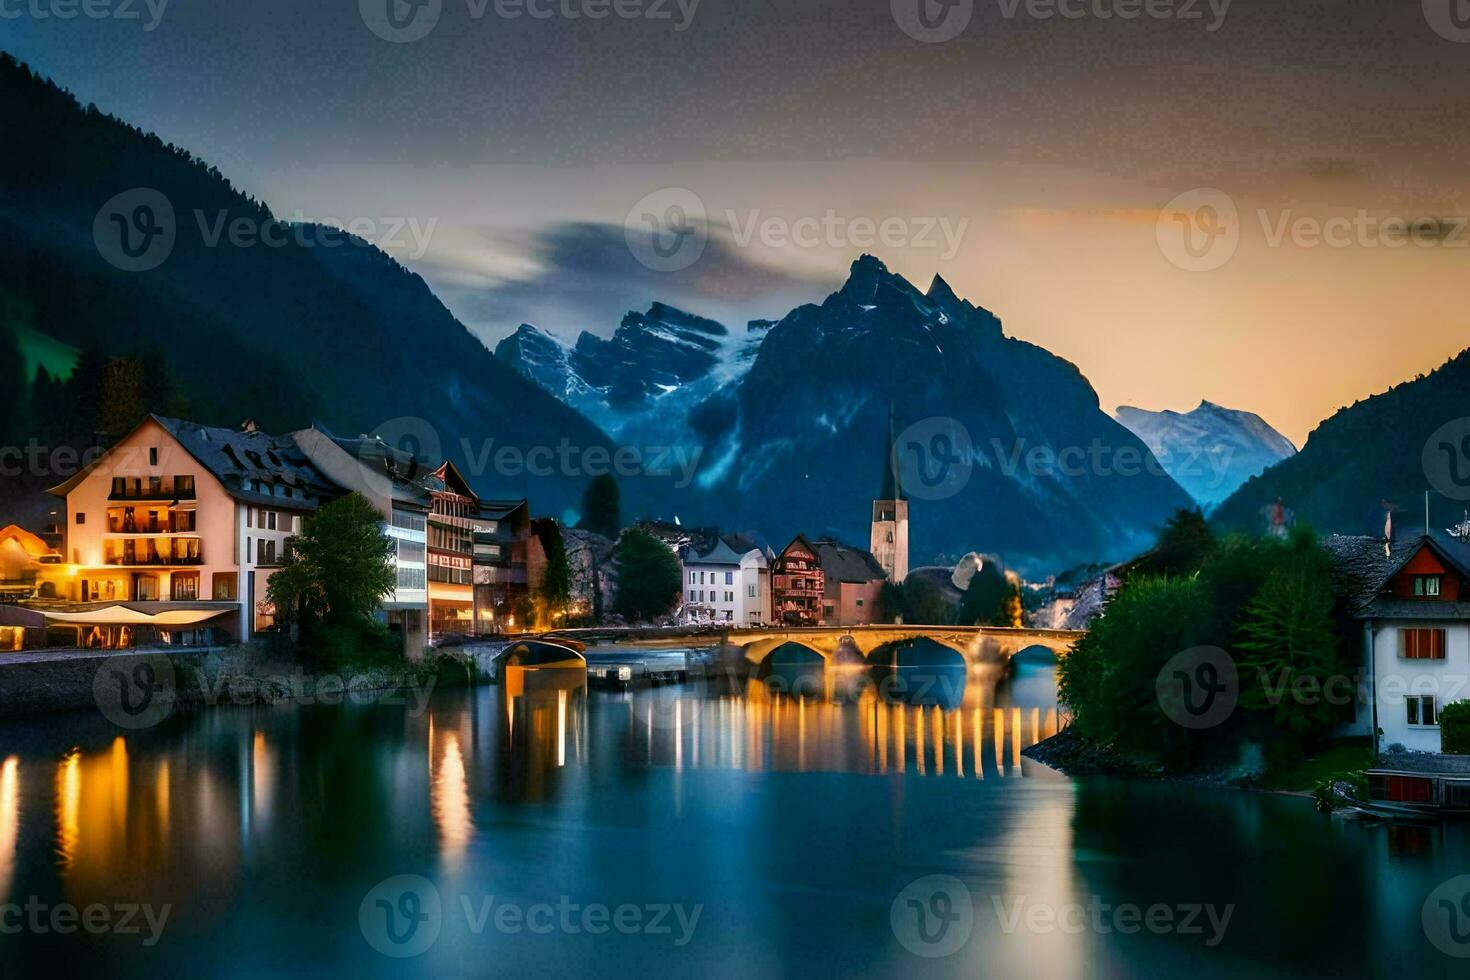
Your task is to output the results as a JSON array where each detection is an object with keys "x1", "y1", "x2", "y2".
[{"x1": 1328, "y1": 531, "x2": 1470, "y2": 754}]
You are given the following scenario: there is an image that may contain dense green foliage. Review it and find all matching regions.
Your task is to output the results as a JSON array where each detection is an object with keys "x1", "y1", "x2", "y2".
[
  {"x1": 1441, "y1": 701, "x2": 1470, "y2": 754},
  {"x1": 578, "y1": 474, "x2": 622, "y2": 540},
  {"x1": 958, "y1": 562, "x2": 1009, "y2": 625},
  {"x1": 537, "y1": 519, "x2": 573, "y2": 625},
  {"x1": 1135, "y1": 509, "x2": 1216, "y2": 579},
  {"x1": 612, "y1": 528, "x2": 681, "y2": 623},
  {"x1": 267, "y1": 494, "x2": 396, "y2": 664},
  {"x1": 1059, "y1": 526, "x2": 1357, "y2": 771}
]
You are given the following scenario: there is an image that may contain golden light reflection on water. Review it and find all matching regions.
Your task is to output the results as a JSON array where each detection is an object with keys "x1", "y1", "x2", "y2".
[
  {"x1": 0, "y1": 756, "x2": 17, "y2": 902},
  {"x1": 624, "y1": 676, "x2": 1063, "y2": 779},
  {"x1": 431, "y1": 728, "x2": 473, "y2": 869}
]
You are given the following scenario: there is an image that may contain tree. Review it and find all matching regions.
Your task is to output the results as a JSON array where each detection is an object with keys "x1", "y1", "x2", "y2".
[
  {"x1": 268, "y1": 493, "x2": 395, "y2": 637},
  {"x1": 1235, "y1": 549, "x2": 1344, "y2": 737},
  {"x1": 1137, "y1": 508, "x2": 1216, "y2": 579},
  {"x1": 578, "y1": 473, "x2": 621, "y2": 539},
  {"x1": 612, "y1": 528, "x2": 681, "y2": 623},
  {"x1": 538, "y1": 520, "x2": 572, "y2": 624},
  {"x1": 958, "y1": 561, "x2": 1008, "y2": 625},
  {"x1": 1058, "y1": 576, "x2": 1217, "y2": 767},
  {"x1": 0, "y1": 324, "x2": 23, "y2": 445}
]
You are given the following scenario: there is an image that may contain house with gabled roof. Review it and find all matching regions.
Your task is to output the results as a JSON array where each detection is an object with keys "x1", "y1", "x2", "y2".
[
  {"x1": 41, "y1": 414, "x2": 340, "y2": 647},
  {"x1": 679, "y1": 535, "x2": 770, "y2": 626},
  {"x1": 1325, "y1": 530, "x2": 1470, "y2": 754}
]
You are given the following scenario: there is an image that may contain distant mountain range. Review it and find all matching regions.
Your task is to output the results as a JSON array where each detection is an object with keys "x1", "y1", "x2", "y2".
[
  {"x1": 1214, "y1": 348, "x2": 1470, "y2": 537},
  {"x1": 493, "y1": 306, "x2": 765, "y2": 435},
  {"x1": 0, "y1": 53, "x2": 616, "y2": 518},
  {"x1": 499, "y1": 254, "x2": 1195, "y2": 570},
  {"x1": 1115, "y1": 401, "x2": 1296, "y2": 508}
]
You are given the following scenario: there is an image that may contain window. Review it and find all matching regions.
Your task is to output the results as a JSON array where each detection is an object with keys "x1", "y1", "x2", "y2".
[
  {"x1": 1407, "y1": 696, "x2": 1439, "y2": 727},
  {"x1": 246, "y1": 537, "x2": 252, "y2": 562},
  {"x1": 856, "y1": 598, "x2": 865, "y2": 607},
  {"x1": 689, "y1": 571, "x2": 696, "y2": 584},
  {"x1": 149, "y1": 447, "x2": 158, "y2": 465},
  {"x1": 292, "y1": 515, "x2": 302, "y2": 533},
  {"x1": 689, "y1": 590, "x2": 696, "y2": 602},
  {"x1": 246, "y1": 508, "x2": 253, "y2": 528},
  {"x1": 268, "y1": 511, "x2": 277, "y2": 531},
  {"x1": 171, "y1": 572, "x2": 199, "y2": 601},
  {"x1": 725, "y1": 591, "x2": 734, "y2": 603},
  {"x1": 1414, "y1": 576, "x2": 1443, "y2": 597},
  {"x1": 724, "y1": 611, "x2": 733, "y2": 622},
  {"x1": 1400, "y1": 628, "x2": 1447, "y2": 660},
  {"x1": 747, "y1": 584, "x2": 758, "y2": 598},
  {"x1": 725, "y1": 572, "x2": 733, "y2": 585},
  {"x1": 76, "y1": 513, "x2": 86, "y2": 525}
]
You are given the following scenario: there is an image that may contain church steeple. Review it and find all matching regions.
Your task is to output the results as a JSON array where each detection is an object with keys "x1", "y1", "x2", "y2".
[
  {"x1": 879, "y1": 408, "x2": 906, "y2": 503},
  {"x1": 871, "y1": 406, "x2": 909, "y2": 583}
]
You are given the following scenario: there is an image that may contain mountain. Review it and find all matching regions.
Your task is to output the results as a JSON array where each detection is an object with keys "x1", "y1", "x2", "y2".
[
  {"x1": 679, "y1": 255, "x2": 1194, "y2": 570},
  {"x1": 0, "y1": 53, "x2": 616, "y2": 517},
  {"x1": 495, "y1": 308, "x2": 764, "y2": 438},
  {"x1": 1115, "y1": 401, "x2": 1296, "y2": 508},
  {"x1": 1214, "y1": 348, "x2": 1470, "y2": 537}
]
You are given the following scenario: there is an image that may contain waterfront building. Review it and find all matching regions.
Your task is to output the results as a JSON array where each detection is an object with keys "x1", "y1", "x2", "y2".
[
  {"x1": 680, "y1": 536, "x2": 770, "y2": 625},
  {"x1": 1326, "y1": 530, "x2": 1470, "y2": 754},
  {"x1": 812, "y1": 538, "x2": 887, "y2": 626},
  {"x1": 421, "y1": 461, "x2": 532, "y2": 637},
  {"x1": 42, "y1": 415, "x2": 339, "y2": 647},
  {"x1": 771, "y1": 535, "x2": 824, "y2": 626},
  {"x1": 290, "y1": 425, "x2": 432, "y2": 658}
]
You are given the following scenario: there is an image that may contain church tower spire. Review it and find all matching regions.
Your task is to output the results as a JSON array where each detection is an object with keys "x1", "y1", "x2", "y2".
[{"x1": 871, "y1": 406, "x2": 909, "y2": 583}]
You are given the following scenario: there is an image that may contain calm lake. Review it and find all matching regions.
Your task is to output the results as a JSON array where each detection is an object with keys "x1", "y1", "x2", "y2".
[{"x1": 0, "y1": 650, "x2": 1465, "y2": 978}]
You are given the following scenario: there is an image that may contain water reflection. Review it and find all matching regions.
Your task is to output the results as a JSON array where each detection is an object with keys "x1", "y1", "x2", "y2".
[
  {"x1": 620, "y1": 657, "x2": 1064, "y2": 779},
  {"x1": 0, "y1": 755, "x2": 16, "y2": 902}
]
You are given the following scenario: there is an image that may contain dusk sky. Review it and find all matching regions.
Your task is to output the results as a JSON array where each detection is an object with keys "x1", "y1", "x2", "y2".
[{"x1": 8, "y1": 0, "x2": 1470, "y2": 445}]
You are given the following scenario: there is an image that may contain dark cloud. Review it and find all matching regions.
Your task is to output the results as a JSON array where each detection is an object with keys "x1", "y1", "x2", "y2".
[{"x1": 424, "y1": 221, "x2": 840, "y2": 345}]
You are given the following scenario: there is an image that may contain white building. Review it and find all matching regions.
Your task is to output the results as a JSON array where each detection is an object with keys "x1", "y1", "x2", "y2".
[
  {"x1": 1328, "y1": 531, "x2": 1470, "y2": 754},
  {"x1": 681, "y1": 538, "x2": 770, "y2": 626},
  {"x1": 291, "y1": 426, "x2": 431, "y2": 658}
]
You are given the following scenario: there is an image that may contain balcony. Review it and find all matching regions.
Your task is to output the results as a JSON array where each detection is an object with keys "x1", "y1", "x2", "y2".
[
  {"x1": 108, "y1": 477, "x2": 197, "y2": 502},
  {"x1": 104, "y1": 538, "x2": 203, "y2": 567},
  {"x1": 429, "y1": 565, "x2": 473, "y2": 586},
  {"x1": 107, "y1": 507, "x2": 198, "y2": 535}
]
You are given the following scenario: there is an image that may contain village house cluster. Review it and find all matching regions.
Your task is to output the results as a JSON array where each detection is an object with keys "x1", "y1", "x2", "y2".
[{"x1": 0, "y1": 415, "x2": 536, "y2": 658}]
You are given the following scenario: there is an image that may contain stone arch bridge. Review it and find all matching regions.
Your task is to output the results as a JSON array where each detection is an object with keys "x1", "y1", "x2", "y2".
[{"x1": 540, "y1": 625, "x2": 1082, "y2": 670}]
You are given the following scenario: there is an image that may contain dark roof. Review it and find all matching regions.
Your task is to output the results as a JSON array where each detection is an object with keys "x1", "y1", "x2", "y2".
[
  {"x1": 51, "y1": 415, "x2": 338, "y2": 509},
  {"x1": 152, "y1": 416, "x2": 339, "y2": 508},
  {"x1": 1324, "y1": 532, "x2": 1470, "y2": 619},
  {"x1": 812, "y1": 539, "x2": 887, "y2": 583}
]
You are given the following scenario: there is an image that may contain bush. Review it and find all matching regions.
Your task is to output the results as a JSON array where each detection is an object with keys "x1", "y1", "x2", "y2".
[
  {"x1": 1441, "y1": 701, "x2": 1470, "y2": 754},
  {"x1": 304, "y1": 618, "x2": 401, "y2": 671}
]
